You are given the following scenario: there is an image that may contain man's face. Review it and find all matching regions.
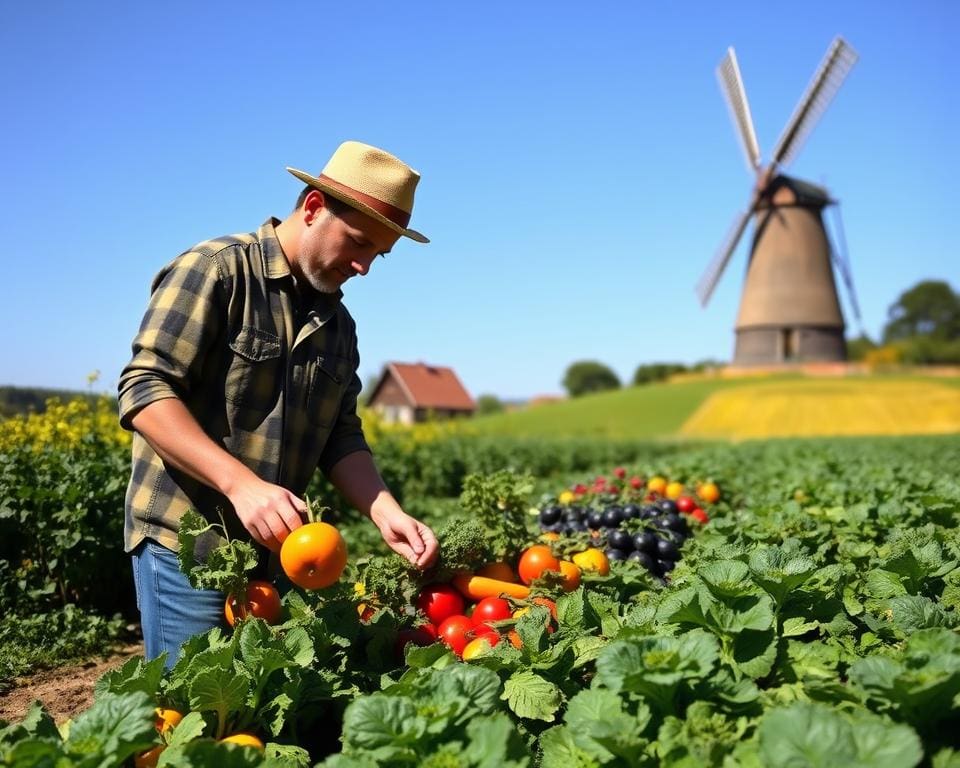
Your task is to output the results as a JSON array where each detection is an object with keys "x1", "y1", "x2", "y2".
[{"x1": 296, "y1": 197, "x2": 401, "y2": 294}]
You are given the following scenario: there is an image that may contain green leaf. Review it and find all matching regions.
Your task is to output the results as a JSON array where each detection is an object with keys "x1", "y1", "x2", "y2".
[
  {"x1": 887, "y1": 595, "x2": 959, "y2": 634},
  {"x1": 594, "y1": 631, "x2": 719, "y2": 716},
  {"x1": 165, "y1": 711, "x2": 208, "y2": 747},
  {"x1": 781, "y1": 617, "x2": 819, "y2": 637},
  {"x1": 65, "y1": 690, "x2": 157, "y2": 767},
  {"x1": 434, "y1": 664, "x2": 503, "y2": 716},
  {"x1": 562, "y1": 688, "x2": 650, "y2": 763},
  {"x1": 863, "y1": 570, "x2": 908, "y2": 600},
  {"x1": 188, "y1": 667, "x2": 251, "y2": 737},
  {"x1": 538, "y1": 726, "x2": 605, "y2": 768},
  {"x1": 758, "y1": 701, "x2": 923, "y2": 768},
  {"x1": 699, "y1": 560, "x2": 754, "y2": 598},
  {"x1": 748, "y1": 547, "x2": 817, "y2": 606},
  {"x1": 340, "y1": 694, "x2": 425, "y2": 754},
  {"x1": 94, "y1": 654, "x2": 166, "y2": 700},
  {"x1": 731, "y1": 629, "x2": 779, "y2": 679},
  {"x1": 461, "y1": 713, "x2": 533, "y2": 767},
  {"x1": 501, "y1": 670, "x2": 563, "y2": 722}
]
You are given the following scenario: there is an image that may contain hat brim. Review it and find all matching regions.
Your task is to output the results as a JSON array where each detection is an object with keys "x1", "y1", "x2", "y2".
[{"x1": 286, "y1": 167, "x2": 429, "y2": 243}]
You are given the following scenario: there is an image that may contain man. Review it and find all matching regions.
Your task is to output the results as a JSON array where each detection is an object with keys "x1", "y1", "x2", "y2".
[{"x1": 119, "y1": 141, "x2": 438, "y2": 665}]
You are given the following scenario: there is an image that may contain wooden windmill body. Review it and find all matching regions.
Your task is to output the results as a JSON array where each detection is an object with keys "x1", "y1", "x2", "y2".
[{"x1": 697, "y1": 38, "x2": 862, "y2": 365}]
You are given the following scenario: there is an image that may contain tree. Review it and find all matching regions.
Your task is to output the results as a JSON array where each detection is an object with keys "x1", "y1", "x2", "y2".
[
  {"x1": 846, "y1": 334, "x2": 877, "y2": 362},
  {"x1": 883, "y1": 280, "x2": 960, "y2": 343},
  {"x1": 562, "y1": 361, "x2": 621, "y2": 398},
  {"x1": 474, "y1": 394, "x2": 504, "y2": 416},
  {"x1": 632, "y1": 362, "x2": 686, "y2": 386}
]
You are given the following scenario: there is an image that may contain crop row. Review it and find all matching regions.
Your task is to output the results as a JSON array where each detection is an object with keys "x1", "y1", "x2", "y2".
[{"x1": 2, "y1": 434, "x2": 959, "y2": 765}]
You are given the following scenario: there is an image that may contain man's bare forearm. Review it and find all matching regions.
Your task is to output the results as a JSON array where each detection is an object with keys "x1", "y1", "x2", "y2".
[{"x1": 129, "y1": 398, "x2": 258, "y2": 497}]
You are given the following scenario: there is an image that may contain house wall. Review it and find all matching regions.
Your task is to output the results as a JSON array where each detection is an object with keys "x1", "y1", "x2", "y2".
[{"x1": 371, "y1": 376, "x2": 409, "y2": 407}]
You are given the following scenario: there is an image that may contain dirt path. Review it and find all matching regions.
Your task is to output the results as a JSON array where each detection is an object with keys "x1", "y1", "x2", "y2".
[{"x1": 0, "y1": 642, "x2": 143, "y2": 725}]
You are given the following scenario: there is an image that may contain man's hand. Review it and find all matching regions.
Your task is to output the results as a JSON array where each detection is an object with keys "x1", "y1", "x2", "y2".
[
  {"x1": 371, "y1": 506, "x2": 439, "y2": 569},
  {"x1": 226, "y1": 477, "x2": 306, "y2": 553},
  {"x1": 129, "y1": 399, "x2": 306, "y2": 553}
]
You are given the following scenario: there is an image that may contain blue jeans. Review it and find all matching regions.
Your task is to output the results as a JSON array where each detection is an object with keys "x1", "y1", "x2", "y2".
[{"x1": 131, "y1": 539, "x2": 226, "y2": 669}]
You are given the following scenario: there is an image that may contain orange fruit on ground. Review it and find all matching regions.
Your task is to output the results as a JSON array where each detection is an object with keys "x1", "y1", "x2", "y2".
[
  {"x1": 224, "y1": 580, "x2": 282, "y2": 627},
  {"x1": 517, "y1": 545, "x2": 561, "y2": 585},
  {"x1": 665, "y1": 481, "x2": 685, "y2": 500},
  {"x1": 647, "y1": 476, "x2": 667, "y2": 495},
  {"x1": 221, "y1": 733, "x2": 265, "y2": 751},
  {"x1": 558, "y1": 560, "x2": 581, "y2": 592},
  {"x1": 280, "y1": 521, "x2": 348, "y2": 589},
  {"x1": 697, "y1": 482, "x2": 721, "y2": 504},
  {"x1": 135, "y1": 745, "x2": 164, "y2": 768},
  {"x1": 572, "y1": 547, "x2": 610, "y2": 576}
]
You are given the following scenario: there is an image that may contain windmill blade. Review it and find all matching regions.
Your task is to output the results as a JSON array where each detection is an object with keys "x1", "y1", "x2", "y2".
[
  {"x1": 771, "y1": 36, "x2": 859, "y2": 168},
  {"x1": 826, "y1": 200, "x2": 863, "y2": 329},
  {"x1": 717, "y1": 47, "x2": 762, "y2": 173},
  {"x1": 697, "y1": 208, "x2": 753, "y2": 306}
]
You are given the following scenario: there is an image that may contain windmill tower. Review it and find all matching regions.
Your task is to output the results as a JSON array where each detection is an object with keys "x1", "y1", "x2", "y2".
[{"x1": 696, "y1": 37, "x2": 862, "y2": 365}]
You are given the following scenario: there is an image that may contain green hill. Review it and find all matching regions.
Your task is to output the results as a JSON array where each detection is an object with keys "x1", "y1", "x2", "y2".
[
  {"x1": 470, "y1": 377, "x2": 747, "y2": 439},
  {"x1": 469, "y1": 373, "x2": 960, "y2": 440}
]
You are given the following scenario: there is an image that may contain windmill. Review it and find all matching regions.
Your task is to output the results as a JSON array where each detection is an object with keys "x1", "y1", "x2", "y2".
[{"x1": 697, "y1": 36, "x2": 862, "y2": 365}]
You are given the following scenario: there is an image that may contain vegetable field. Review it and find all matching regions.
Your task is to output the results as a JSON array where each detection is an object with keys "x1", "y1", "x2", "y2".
[{"x1": 1, "y1": 399, "x2": 959, "y2": 766}]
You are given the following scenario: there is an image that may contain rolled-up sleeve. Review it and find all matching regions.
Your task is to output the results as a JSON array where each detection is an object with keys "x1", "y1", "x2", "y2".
[{"x1": 118, "y1": 250, "x2": 225, "y2": 430}]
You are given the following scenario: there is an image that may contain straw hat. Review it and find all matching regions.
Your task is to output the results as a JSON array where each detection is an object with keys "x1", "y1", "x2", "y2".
[{"x1": 287, "y1": 141, "x2": 428, "y2": 243}]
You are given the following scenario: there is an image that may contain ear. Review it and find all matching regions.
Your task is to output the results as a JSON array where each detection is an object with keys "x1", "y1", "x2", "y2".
[{"x1": 302, "y1": 189, "x2": 327, "y2": 224}]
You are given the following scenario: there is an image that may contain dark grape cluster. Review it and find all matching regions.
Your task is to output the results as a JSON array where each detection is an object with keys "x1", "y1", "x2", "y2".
[{"x1": 538, "y1": 499, "x2": 690, "y2": 578}]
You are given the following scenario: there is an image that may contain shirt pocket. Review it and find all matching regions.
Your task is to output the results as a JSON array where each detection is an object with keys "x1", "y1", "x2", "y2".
[
  {"x1": 224, "y1": 325, "x2": 283, "y2": 412},
  {"x1": 307, "y1": 353, "x2": 351, "y2": 428}
]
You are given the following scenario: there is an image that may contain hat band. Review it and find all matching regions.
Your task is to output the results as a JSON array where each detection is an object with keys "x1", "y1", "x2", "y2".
[{"x1": 316, "y1": 174, "x2": 411, "y2": 229}]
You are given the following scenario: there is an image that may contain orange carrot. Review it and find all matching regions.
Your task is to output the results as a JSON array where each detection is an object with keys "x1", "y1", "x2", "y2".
[{"x1": 452, "y1": 573, "x2": 530, "y2": 601}]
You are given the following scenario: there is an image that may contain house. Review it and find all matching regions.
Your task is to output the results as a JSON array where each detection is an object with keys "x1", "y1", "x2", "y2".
[{"x1": 366, "y1": 362, "x2": 475, "y2": 425}]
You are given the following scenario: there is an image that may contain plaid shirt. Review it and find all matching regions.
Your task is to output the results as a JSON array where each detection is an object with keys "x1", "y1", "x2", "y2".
[{"x1": 118, "y1": 218, "x2": 370, "y2": 554}]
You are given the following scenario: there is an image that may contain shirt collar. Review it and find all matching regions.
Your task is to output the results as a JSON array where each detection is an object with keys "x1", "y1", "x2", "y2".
[
  {"x1": 258, "y1": 218, "x2": 292, "y2": 280},
  {"x1": 258, "y1": 217, "x2": 344, "y2": 314}
]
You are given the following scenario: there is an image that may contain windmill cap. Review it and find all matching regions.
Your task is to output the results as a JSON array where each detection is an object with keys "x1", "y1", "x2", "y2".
[{"x1": 287, "y1": 141, "x2": 428, "y2": 243}]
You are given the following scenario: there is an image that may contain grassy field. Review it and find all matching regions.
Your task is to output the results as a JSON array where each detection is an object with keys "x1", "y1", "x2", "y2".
[{"x1": 469, "y1": 372, "x2": 960, "y2": 440}]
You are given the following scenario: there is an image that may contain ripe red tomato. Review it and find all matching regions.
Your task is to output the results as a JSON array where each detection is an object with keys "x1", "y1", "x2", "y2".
[
  {"x1": 691, "y1": 508, "x2": 710, "y2": 524},
  {"x1": 416, "y1": 583, "x2": 465, "y2": 626},
  {"x1": 471, "y1": 597, "x2": 512, "y2": 630},
  {"x1": 518, "y1": 545, "x2": 561, "y2": 585},
  {"x1": 437, "y1": 615, "x2": 473, "y2": 657},
  {"x1": 676, "y1": 495, "x2": 697, "y2": 514}
]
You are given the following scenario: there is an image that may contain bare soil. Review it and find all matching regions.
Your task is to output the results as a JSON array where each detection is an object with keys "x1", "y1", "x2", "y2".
[{"x1": 0, "y1": 642, "x2": 143, "y2": 725}]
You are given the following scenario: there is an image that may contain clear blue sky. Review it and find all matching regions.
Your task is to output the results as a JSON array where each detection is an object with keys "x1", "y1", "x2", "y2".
[{"x1": 1, "y1": 1, "x2": 956, "y2": 400}]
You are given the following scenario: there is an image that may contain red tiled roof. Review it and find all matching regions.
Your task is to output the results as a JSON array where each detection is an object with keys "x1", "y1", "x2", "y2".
[{"x1": 380, "y1": 362, "x2": 475, "y2": 411}]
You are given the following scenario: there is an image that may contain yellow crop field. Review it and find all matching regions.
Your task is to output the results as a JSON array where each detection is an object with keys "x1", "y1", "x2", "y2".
[{"x1": 679, "y1": 379, "x2": 960, "y2": 440}]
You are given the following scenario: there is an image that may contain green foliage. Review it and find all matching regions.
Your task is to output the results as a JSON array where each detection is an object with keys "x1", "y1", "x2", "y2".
[
  {"x1": 562, "y1": 361, "x2": 621, "y2": 398},
  {"x1": 846, "y1": 333, "x2": 878, "y2": 361},
  {"x1": 0, "y1": 437, "x2": 130, "y2": 617},
  {"x1": 632, "y1": 362, "x2": 686, "y2": 386},
  {"x1": 458, "y1": 470, "x2": 533, "y2": 562},
  {"x1": 178, "y1": 508, "x2": 258, "y2": 599},
  {"x1": 474, "y1": 394, "x2": 505, "y2": 416},
  {"x1": 0, "y1": 606, "x2": 124, "y2": 692},
  {"x1": 884, "y1": 279, "x2": 960, "y2": 343}
]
